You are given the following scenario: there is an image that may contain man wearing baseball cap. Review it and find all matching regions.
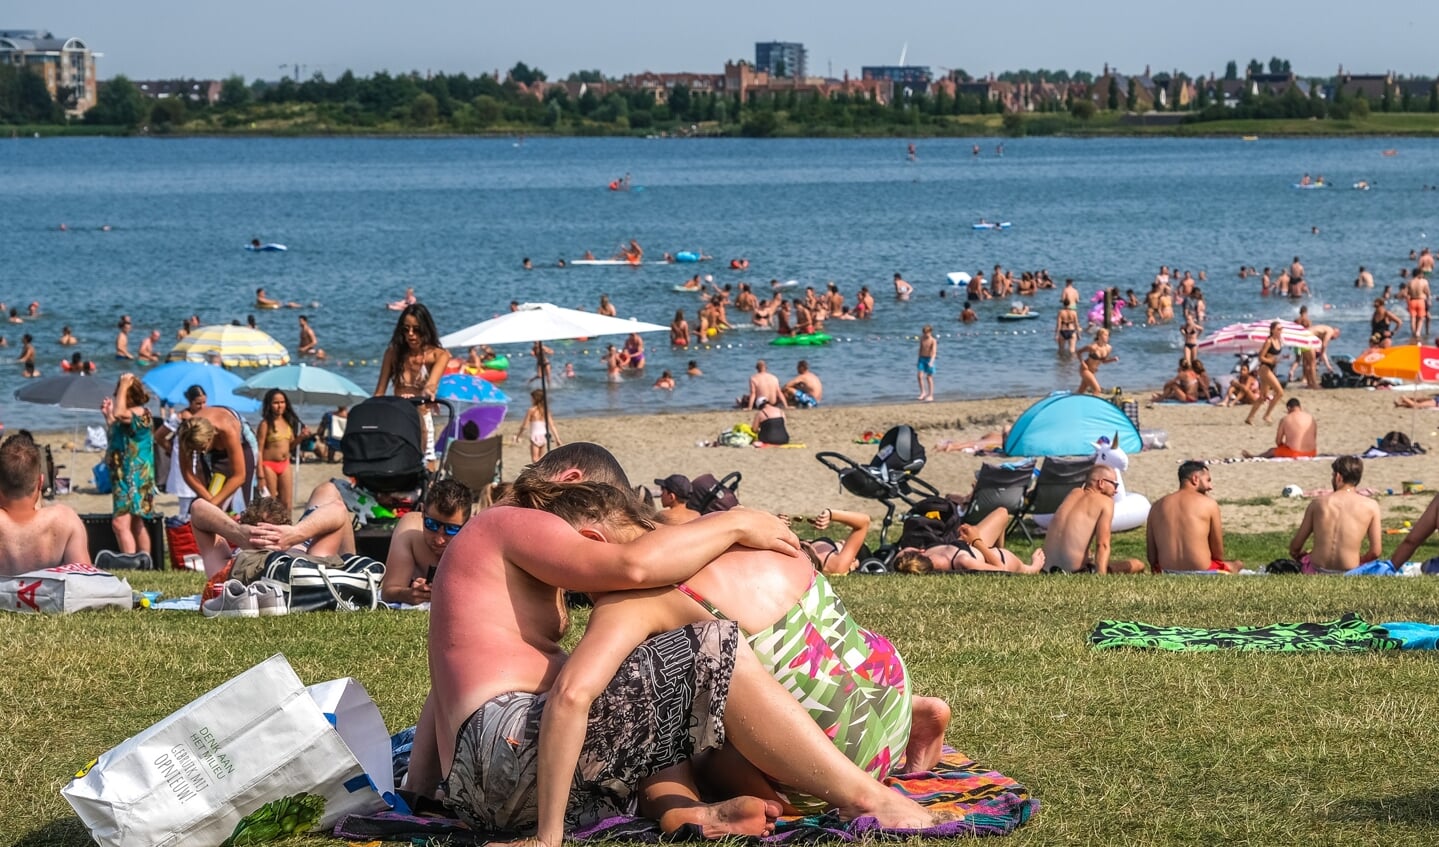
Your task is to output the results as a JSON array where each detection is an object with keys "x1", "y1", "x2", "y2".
[{"x1": 654, "y1": 474, "x2": 700, "y2": 524}]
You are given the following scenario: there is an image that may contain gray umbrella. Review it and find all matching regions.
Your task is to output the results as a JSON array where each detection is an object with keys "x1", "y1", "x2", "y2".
[{"x1": 14, "y1": 374, "x2": 118, "y2": 411}]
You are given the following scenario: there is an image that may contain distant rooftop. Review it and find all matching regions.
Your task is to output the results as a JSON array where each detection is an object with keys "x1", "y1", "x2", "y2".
[{"x1": 0, "y1": 29, "x2": 90, "y2": 52}]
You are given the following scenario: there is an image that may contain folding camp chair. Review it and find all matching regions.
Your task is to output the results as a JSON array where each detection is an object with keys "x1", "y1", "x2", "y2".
[
  {"x1": 961, "y1": 461, "x2": 1035, "y2": 531},
  {"x1": 437, "y1": 435, "x2": 503, "y2": 496},
  {"x1": 1010, "y1": 455, "x2": 1096, "y2": 541}
]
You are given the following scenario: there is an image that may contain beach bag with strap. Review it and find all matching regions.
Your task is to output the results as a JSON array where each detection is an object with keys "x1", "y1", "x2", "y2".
[
  {"x1": 62, "y1": 653, "x2": 394, "y2": 847},
  {"x1": 896, "y1": 496, "x2": 963, "y2": 549},
  {"x1": 262, "y1": 554, "x2": 385, "y2": 613}
]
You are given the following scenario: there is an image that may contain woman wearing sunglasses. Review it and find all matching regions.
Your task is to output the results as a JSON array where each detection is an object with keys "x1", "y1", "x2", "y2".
[{"x1": 381, "y1": 479, "x2": 473, "y2": 606}]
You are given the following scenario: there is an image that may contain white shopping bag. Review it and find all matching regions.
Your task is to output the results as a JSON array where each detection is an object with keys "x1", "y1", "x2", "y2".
[
  {"x1": 0, "y1": 563, "x2": 132, "y2": 614},
  {"x1": 62, "y1": 654, "x2": 393, "y2": 847}
]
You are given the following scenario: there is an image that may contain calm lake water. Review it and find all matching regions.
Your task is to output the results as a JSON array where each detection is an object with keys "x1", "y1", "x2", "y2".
[{"x1": 3, "y1": 135, "x2": 1438, "y2": 431}]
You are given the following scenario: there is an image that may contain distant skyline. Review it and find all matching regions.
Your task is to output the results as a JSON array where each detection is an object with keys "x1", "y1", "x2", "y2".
[{"x1": 10, "y1": 0, "x2": 1439, "y2": 83}]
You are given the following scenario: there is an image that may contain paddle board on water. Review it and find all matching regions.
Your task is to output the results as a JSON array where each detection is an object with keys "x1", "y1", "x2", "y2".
[
  {"x1": 972, "y1": 222, "x2": 1011, "y2": 230},
  {"x1": 244, "y1": 243, "x2": 287, "y2": 252},
  {"x1": 571, "y1": 259, "x2": 644, "y2": 266}
]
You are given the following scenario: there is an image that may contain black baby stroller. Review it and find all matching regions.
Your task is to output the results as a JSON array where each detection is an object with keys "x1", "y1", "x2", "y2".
[
  {"x1": 687, "y1": 472, "x2": 742, "y2": 514},
  {"x1": 341, "y1": 396, "x2": 453, "y2": 503},
  {"x1": 815, "y1": 425, "x2": 941, "y2": 572}
]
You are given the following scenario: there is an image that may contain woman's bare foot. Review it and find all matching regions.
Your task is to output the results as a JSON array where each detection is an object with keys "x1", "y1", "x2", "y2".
[
  {"x1": 658, "y1": 797, "x2": 781, "y2": 838},
  {"x1": 837, "y1": 786, "x2": 936, "y2": 830},
  {"x1": 903, "y1": 696, "x2": 952, "y2": 772}
]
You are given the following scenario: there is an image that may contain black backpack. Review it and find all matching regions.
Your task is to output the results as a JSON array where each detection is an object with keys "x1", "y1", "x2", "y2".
[
  {"x1": 896, "y1": 496, "x2": 963, "y2": 549},
  {"x1": 1378, "y1": 431, "x2": 1424, "y2": 456}
]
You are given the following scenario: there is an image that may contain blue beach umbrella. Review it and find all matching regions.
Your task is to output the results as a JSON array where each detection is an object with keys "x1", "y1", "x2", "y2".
[
  {"x1": 436, "y1": 373, "x2": 509, "y2": 406},
  {"x1": 141, "y1": 361, "x2": 258, "y2": 412},
  {"x1": 236, "y1": 363, "x2": 372, "y2": 409}
]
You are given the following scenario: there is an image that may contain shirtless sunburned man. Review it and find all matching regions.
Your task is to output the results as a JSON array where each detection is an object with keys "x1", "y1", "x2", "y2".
[
  {"x1": 0, "y1": 430, "x2": 89, "y2": 576},
  {"x1": 1409, "y1": 273, "x2": 1431, "y2": 338},
  {"x1": 743, "y1": 360, "x2": 785, "y2": 409},
  {"x1": 1076, "y1": 328, "x2": 1117, "y2": 395},
  {"x1": 1059, "y1": 278, "x2": 1079, "y2": 311},
  {"x1": 406, "y1": 445, "x2": 937, "y2": 840},
  {"x1": 1042, "y1": 466, "x2": 1145, "y2": 574},
  {"x1": 1145, "y1": 461, "x2": 1241, "y2": 573},
  {"x1": 1243, "y1": 398, "x2": 1316, "y2": 459},
  {"x1": 1288, "y1": 456, "x2": 1382, "y2": 572}
]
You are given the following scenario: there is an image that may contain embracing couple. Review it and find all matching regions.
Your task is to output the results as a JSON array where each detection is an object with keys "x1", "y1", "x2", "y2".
[{"x1": 406, "y1": 444, "x2": 951, "y2": 844}]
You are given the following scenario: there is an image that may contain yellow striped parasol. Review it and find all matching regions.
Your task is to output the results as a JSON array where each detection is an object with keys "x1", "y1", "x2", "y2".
[{"x1": 165, "y1": 324, "x2": 291, "y2": 368}]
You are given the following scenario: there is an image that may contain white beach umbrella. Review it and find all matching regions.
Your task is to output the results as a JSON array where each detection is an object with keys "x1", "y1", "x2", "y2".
[
  {"x1": 439, "y1": 302, "x2": 667, "y2": 348},
  {"x1": 439, "y1": 303, "x2": 668, "y2": 450}
]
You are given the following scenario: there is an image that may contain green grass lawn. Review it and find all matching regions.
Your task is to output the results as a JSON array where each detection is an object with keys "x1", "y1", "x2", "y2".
[{"x1": 7, "y1": 535, "x2": 1439, "y2": 846}]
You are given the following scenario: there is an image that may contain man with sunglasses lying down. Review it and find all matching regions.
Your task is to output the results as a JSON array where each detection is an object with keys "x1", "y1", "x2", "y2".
[{"x1": 380, "y1": 479, "x2": 473, "y2": 606}]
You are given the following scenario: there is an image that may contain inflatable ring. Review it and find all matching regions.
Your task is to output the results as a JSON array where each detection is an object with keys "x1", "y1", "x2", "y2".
[
  {"x1": 769, "y1": 332, "x2": 833, "y2": 347},
  {"x1": 481, "y1": 355, "x2": 509, "y2": 370},
  {"x1": 479, "y1": 369, "x2": 508, "y2": 384}
]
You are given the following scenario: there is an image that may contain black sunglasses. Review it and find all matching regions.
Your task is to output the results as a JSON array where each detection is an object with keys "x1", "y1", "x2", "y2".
[{"x1": 423, "y1": 515, "x2": 464, "y2": 536}]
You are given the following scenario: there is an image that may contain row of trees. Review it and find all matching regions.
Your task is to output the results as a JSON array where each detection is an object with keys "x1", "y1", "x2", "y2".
[{"x1": 6, "y1": 60, "x2": 1439, "y2": 134}]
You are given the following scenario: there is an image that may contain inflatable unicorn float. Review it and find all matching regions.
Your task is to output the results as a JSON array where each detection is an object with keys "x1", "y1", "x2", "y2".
[
  {"x1": 1086, "y1": 290, "x2": 1128, "y2": 327},
  {"x1": 1032, "y1": 433, "x2": 1151, "y2": 533}
]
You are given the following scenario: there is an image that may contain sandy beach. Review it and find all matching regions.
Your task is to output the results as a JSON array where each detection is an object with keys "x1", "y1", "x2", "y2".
[{"x1": 30, "y1": 385, "x2": 1437, "y2": 546}]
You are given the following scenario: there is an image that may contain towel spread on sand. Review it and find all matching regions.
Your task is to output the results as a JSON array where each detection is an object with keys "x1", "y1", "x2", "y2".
[
  {"x1": 333, "y1": 750, "x2": 1039, "y2": 843},
  {"x1": 1088, "y1": 613, "x2": 1401, "y2": 652}
]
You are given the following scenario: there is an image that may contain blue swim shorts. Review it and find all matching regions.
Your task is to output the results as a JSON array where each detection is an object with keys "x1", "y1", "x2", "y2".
[{"x1": 917, "y1": 356, "x2": 935, "y2": 375}]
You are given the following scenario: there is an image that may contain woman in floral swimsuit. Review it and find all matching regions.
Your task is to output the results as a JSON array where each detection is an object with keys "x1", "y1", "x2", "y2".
[{"x1": 506, "y1": 477, "x2": 952, "y2": 832}]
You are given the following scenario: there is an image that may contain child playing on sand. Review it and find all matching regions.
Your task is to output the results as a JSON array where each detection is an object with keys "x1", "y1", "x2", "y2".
[{"x1": 515, "y1": 389, "x2": 561, "y2": 461}]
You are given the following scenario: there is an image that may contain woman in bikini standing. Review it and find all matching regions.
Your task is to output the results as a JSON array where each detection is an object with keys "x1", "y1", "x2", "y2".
[
  {"x1": 376, "y1": 303, "x2": 451, "y2": 462},
  {"x1": 1246, "y1": 320, "x2": 1286, "y2": 425},
  {"x1": 255, "y1": 388, "x2": 306, "y2": 515},
  {"x1": 1077, "y1": 328, "x2": 1117, "y2": 395}
]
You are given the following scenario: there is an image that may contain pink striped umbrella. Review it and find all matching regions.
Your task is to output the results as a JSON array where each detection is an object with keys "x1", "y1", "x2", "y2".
[{"x1": 1195, "y1": 319, "x2": 1320, "y2": 355}]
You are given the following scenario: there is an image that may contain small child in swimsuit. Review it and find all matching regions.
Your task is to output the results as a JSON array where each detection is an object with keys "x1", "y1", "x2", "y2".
[
  {"x1": 255, "y1": 388, "x2": 306, "y2": 515},
  {"x1": 514, "y1": 388, "x2": 561, "y2": 461}
]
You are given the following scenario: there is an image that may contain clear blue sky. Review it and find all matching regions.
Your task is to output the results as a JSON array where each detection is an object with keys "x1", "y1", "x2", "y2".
[{"x1": 10, "y1": 0, "x2": 1439, "y2": 83}]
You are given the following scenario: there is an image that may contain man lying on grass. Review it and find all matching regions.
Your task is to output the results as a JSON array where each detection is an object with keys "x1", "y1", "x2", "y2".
[{"x1": 499, "y1": 474, "x2": 951, "y2": 847}]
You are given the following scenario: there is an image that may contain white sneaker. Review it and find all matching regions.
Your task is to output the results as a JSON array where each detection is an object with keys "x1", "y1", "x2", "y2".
[
  {"x1": 201, "y1": 579, "x2": 259, "y2": 618},
  {"x1": 250, "y1": 580, "x2": 289, "y2": 616}
]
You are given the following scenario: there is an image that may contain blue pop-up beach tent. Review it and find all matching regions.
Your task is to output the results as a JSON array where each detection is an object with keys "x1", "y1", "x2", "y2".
[{"x1": 1005, "y1": 392, "x2": 1142, "y2": 457}]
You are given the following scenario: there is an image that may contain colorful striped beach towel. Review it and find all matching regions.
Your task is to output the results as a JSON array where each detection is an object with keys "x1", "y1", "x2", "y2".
[
  {"x1": 333, "y1": 750, "x2": 1038, "y2": 843},
  {"x1": 1089, "y1": 612, "x2": 1402, "y2": 652}
]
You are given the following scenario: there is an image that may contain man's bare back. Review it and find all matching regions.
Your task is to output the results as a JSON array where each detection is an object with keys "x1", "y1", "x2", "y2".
[
  {"x1": 1146, "y1": 473, "x2": 1231, "y2": 572},
  {"x1": 1277, "y1": 408, "x2": 1316, "y2": 453},
  {"x1": 0, "y1": 501, "x2": 89, "y2": 576},
  {"x1": 1042, "y1": 486, "x2": 1114, "y2": 573},
  {"x1": 1291, "y1": 490, "x2": 1381, "y2": 571},
  {"x1": 748, "y1": 372, "x2": 783, "y2": 407}
]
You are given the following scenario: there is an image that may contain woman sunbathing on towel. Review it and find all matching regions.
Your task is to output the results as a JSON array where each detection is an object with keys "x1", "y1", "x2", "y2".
[
  {"x1": 933, "y1": 426, "x2": 1010, "y2": 454},
  {"x1": 778, "y1": 508, "x2": 870, "y2": 575},
  {"x1": 506, "y1": 477, "x2": 952, "y2": 843},
  {"x1": 892, "y1": 507, "x2": 1046, "y2": 574}
]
